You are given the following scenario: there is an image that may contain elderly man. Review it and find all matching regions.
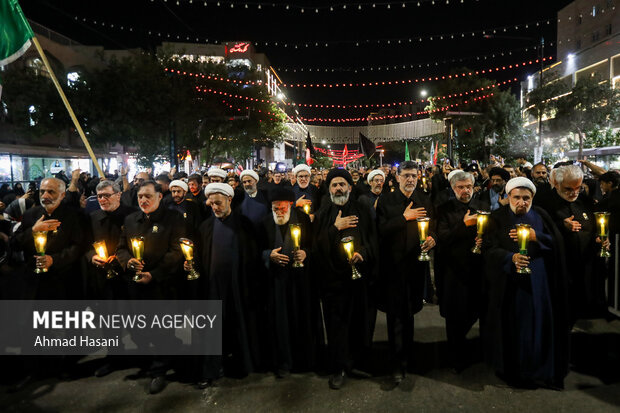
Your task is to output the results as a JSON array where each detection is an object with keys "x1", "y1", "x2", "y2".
[
  {"x1": 292, "y1": 164, "x2": 319, "y2": 214},
  {"x1": 239, "y1": 169, "x2": 270, "y2": 227},
  {"x1": 314, "y1": 169, "x2": 378, "y2": 389},
  {"x1": 259, "y1": 188, "x2": 322, "y2": 377},
  {"x1": 483, "y1": 177, "x2": 569, "y2": 389},
  {"x1": 168, "y1": 179, "x2": 203, "y2": 239},
  {"x1": 187, "y1": 183, "x2": 261, "y2": 389},
  {"x1": 436, "y1": 171, "x2": 488, "y2": 372},
  {"x1": 376, "y1": 160, "x2": 436, "y2": 383},
  {"x1": 85, "y1": 180, "x2": 136, "y2": 377},
  {"x1": 116, "y1": 180, "x2": 185, "y2": 394},
  {"x1": 358, "y1": 169, "x2": 385, "y2": 219},
  {"x1": 207, "y1": 167, "x2": 227, "y2": 183},
  {"x1": 477, "y1": 167, "x2": 510, "y2": 211},
  {"x1": 540, "y1": 165, "x2": 606, "y2": 322}
]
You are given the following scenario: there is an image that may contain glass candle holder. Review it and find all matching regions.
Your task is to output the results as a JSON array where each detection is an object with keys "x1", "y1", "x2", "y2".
[
  {"x1": 130, "y1": 236, "x2": 144, "y2": 282},
  {"x1": 516, "y1": 223, "x2": 532, "y2": 274},
  {"x1": 33, "y1": 231, "x2": 48, "y2": 274},
  {"x1": 93, "y1": 240, "x2": 117, "y2": 279},
  {"x1": 180, "y1": 238, "x2": 200, "y2": 280},
  {"x1": 341, "y1": 236, "x2": 362, "y2": 280},
  {"x1": 289, "y1": 224, "x2": 304, "y2": 268},
  {"x1": 471, "y1": 211, "x2": 490, "y2": 254},
  {"x1": 303, "y1": 203, "x2": 311, "y2": 215},
  {"x1": 417, "y1": 217, "x2": 431, "y2": 261},
  {"x1": 594, "y1": 211, "x2": 611, "y2": 258}
]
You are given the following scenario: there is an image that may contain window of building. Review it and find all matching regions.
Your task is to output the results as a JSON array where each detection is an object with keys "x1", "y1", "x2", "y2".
[
  {"x1": 593, "y1": 30, "x2": 600, "y2": 42},
  {"x1": 593, "y1": 5, "x2": 598, "y2": 16},
  {"x1": 606, "y1": 23, "x2": 613, "y2": 35}
]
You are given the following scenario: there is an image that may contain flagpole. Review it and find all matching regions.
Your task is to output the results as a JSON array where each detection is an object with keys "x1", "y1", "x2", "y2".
[{"x1": 30, "y1": 36, "x2": 105, "y2": 178}]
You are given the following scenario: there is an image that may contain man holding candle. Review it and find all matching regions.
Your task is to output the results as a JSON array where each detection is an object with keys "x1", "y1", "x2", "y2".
[
  {"x1": 292, "y1": 164, "x2": 319, "y2": 215},
  {"x1": 258, "y1": 187, "x2": 323, "y2": 377},
  {"x1": 483, "y1": 177, "x2": 570, "y2": 389},
  {"x1": 435, "y1": 170, "x2": 487, "y2": 373},
  {"x1": 168, "y1": 179, "x2": 202, "y2": 240},
  {"x1": 187, "y1": 183, "x2": 261, "y2": 389},
  {"x1": 376, "y1": 160, "x2": 436, "y2": 384},
  {"x1": 116, "y1": 180, "x2": 185, "y2": 394},
  {"x1": 314, "y1": 169, "x2": 378, "y2": 390}
]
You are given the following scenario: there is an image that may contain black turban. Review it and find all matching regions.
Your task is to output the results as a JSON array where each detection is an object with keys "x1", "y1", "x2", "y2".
[
  {"x1": 488, "y1": 167, "x2": 510, "y2": 182},
  {"x1": 326, "y1": 168, "x2": 353, "y2": 186},
  {"x1": 269, "y1": 187, "x2": 296, "y2": 203}
]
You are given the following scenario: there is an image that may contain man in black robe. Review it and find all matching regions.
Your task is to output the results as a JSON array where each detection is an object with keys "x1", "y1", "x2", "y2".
[
  {"x1": 116, "y1": 180, "x2": 185, "y2": 394},
  {"x1": 376, "y1": 160, "x2": 436, "y2": 384},
  {"x1": 258, "y1": 187, "x2": 323, "y2": 377},
  {"x1": 314, "y1": 169, "x2": 378, "y2": 390},
  {"x1": 483, "y1": 177, "x2": 570, "y2": 389},
  {"x1": 292, "y1": 164, "x2": 319, "y2": 215},
  {"x1": 358, "y1": 169, "x2": 385, "y2": 220},
  {"x1": 239, "y1": 169, "x2": 270, "y2": 229},
  {"x1": 187, "y1": 183, "x2": 261, "y2": 389},
  {"x1": 540, "y1": 165, "x2": 607, "y2": 322},
  {"x1": 168, "y1": 179, "x2": 202, "y2": 239},
  {"x1": 85, "y1": 180, "x2": 136, "y2": 377},
  {"x1": 436, "y1": 171, "x2": 488, "y2": 372}
]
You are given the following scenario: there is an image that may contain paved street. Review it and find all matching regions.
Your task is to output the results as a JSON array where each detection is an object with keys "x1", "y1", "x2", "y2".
[{"x1": 1, "y1": 304, "x2": 619, "y2": 413}]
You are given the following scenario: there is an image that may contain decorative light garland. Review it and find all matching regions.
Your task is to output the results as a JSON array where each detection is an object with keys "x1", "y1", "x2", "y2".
[
  {"x1": 281, "y1": 58, "x2": 551, "y2": 88},
  {"x1": 73, "y1": 14, "x2": 553, "y2": 48}
]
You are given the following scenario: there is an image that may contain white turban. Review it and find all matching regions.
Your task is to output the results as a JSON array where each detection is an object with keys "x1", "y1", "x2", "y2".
[
  {"x1": 239, "y1": 169, "x2": 259, "y2": 182},
  {"x1": 169, "y1": 180, "x2": 188, "y2": 192},
  {"x1": 506, "y1": 177, "x2": 536, "y2": 195},
  {"x1": 207, "y1": 167, "x2": 227, "y2": 179},
  {"x1": 367, "y1": 169, "x2": 385, "y2": 184},
  {"x1": 204, "y1": 183, "x2": 234, "y2": 198},
  {"x1": 447, "y1": 169, "x2": 463, "y2": 182},
  {"x1": 292, "y1": 164, "x2": 312, "y2": 176}
]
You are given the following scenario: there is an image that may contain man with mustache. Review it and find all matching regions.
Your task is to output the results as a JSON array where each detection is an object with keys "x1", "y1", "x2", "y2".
[
  {"x1": 435, "y1": 171, "x2": 488, "y2": 373},
  {"x1": 376, "y1": 160, "x2": 436, "y2": 384},
  {"x1": 358, "y1": 169, "x2": 385, "y2": 220},
  {"x1": 292, "y1": 164, "x2": 319, "y2": 216},
  {"x1": 168, "y1": 179, "x2": 202, "y2": 240},
  {"x1": 540, "y1": 165, "x2": 608, "y2": 324},
  {"x1": 258, "y1": 188, "x2": 322, "y2": 377},
  {"x1": 187, "y1": 183, "x2": 261, "y2": 389},
  {"x1": 483, "y1": 177, "x2": 569, "y2": 389},
  {"x1": 239, "y1": 169, "x2": 270, "y2": 229},
  {"x1": 116, "y1": 180, "x2": 185, "y2": 394},
  {"x1": 314, "y1": 169, "x2": 378, "y2": 390},
  {"x1": 476, "y1": 167, "x2": 510, "y2": 211}
]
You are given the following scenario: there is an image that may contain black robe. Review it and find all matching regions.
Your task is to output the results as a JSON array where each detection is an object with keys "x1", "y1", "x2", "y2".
[
  {"x1": 483, "y1": 205, "x2": 569, "y2": 385},
  {"x1": 258, "y1": 208, "x2": 324, "y2": 372},
  {"x1": 435, "y1": 198, "x2": 487, "y2": 320},
  {"x1": 376, "y1": 188, "x2": 435, "y2": 316},
  {"x1": 192, "y1": 211, "x2": 262, "y2": 379}
]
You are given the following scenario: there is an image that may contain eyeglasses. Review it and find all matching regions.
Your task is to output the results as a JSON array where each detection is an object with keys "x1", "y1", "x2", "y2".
[{"x1": 97, "y1": 193, "x2": 117, "y2": 199}]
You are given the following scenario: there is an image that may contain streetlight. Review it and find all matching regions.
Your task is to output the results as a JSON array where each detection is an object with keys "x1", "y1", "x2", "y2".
[{"x1": 420, "y1": 90, "x2": 428, "y2": 98}]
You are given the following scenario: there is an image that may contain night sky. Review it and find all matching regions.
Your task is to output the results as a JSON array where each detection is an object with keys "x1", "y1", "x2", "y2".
[{"x1": 20, "y1": 0, "x2": 573, "y2": 123}]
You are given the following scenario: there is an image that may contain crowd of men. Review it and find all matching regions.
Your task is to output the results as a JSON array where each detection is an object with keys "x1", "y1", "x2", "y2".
[{"x1": 0, "y1": 156, "x2": 617, "y2": 394}]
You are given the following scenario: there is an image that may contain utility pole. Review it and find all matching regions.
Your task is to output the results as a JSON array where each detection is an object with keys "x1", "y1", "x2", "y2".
[{"x1": 536, "y1": 37, "x2": 545, "y2": 163}]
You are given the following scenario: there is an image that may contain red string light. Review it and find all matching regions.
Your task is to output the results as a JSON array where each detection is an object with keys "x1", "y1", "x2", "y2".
[{"x1": 280, "y1": 58, "x2": 552, "y2": 88}]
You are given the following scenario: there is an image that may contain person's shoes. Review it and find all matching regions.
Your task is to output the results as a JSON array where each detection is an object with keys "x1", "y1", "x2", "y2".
[
  {"x1": 276, "y1": 369, "x2": 290, "y2": 379},
  {"x1": 7, "y1": 375, "x2": 33, "y2": 393},
  {"x1": 196, "y1": 378, "x2": 214, "y2": 389},
  {"x1": 94, "y1": 363, "x2": 113, "y2": 378},
  {"x1": 148, "y1": 376, "x2": 167, "y2": 394},
  {"x1": 328, "y1": 370, "x2": 347, "y2": 390}
]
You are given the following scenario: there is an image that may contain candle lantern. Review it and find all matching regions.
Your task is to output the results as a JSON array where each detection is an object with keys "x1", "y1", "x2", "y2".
[
  {"x1": 417, "y1": 217, "x2": 431, "y2": 261},
  {"x1": 303, "y1": 203, "x2": 311, "y2": 215},
  {"x1": 130, "y1": 236, "x2": 145, "y2": 282},
  {"x1": 516, "y1": 224, "x2": 532, "y2": 274},
  {"x1": 289, "y1": 224, "x2": 304, "y2": 268},
  {"x1": 33, "y1": 231, "x2": 48, "y2": 274},
  {"x1": 179, "y1": 238, "x2": 200, "y2": 280},
  {"x1": 93, "y1": 240, "x2": 117, "y2": 279},
  {"x1": 594, "y1": 212, "x2": 611, "y2": 258},
  {"x1": 471, "y1": 211, "x2": 491, "y2": 254},
  {"x1": 341, "y1": 236, "x2": 362, "y2": 280}
]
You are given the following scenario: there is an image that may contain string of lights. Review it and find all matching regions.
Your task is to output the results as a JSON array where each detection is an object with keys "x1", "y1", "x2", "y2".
[
  {"x1": 280, "y1": 58, "x2": 552, "y2": 88},
  {"x1": 297, "y1": 93, "x2": 495, "y2": 123},
  {"x1": 162, "y1": 0, "x2": 480, "y2": 12},
  {"x1": 73, "y1": 14, "x2": 553, "y2": 48},
  {"x1": 274, "y1": 44, "x2": 554, "y2": 73}
]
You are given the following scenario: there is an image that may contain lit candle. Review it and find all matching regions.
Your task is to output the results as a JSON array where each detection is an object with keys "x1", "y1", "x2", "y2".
[
  {"x1": 340, "y1": 236, "x2": 361, "y2": 279},
  {"x1": 93, "y1": 241, "x2": 108, "y2": 260},
  {"x1": 130, "y1": 237, "x2": 144, "y2": 261},
  {"x1": 290, "y1": 224, "x2": 301, "y2": 249},
  {"x1": 343, "y1": 239, "x2": 354, "y2": 260},
  {"x1": 594, "y1": 212, "x2": 611, "y2": 258},
  {"x1": 33, "y1": 231, "x2": 47, "y2": 255},
  {"x1": 179, "y1": 238, "x2": 200, "y2": 280},
  {"x1": 476, "y1": 211, "x2": 489, "y2": 236},
  {"x1": 417, "y1": 217, "x2": 431, "y2": 262},
  {"x1": 303, "y1": 204, "x2": 311, "y2": 215},
  {"x1": 517, "y1": 224, "x2": 530, "y2": 253}
]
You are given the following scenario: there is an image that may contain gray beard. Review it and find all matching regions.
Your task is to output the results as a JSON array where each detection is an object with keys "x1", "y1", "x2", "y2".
[
  {"x1": 330, "y1": 191, "x2": 350, "y2": 206},
  {"x1": 273, "y1": 209, "x2": 291, "y2": 225},
  {"x1": 509, "y1": 203, "x2": 532, "y2": 215}
]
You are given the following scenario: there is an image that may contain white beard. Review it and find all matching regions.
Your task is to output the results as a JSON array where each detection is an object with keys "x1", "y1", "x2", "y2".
[
  {"x1": 273, "y1": 209, "x2": 291, "y2": 225},
  {"x1": 330, "y1": 191, "x2": 350, "y2": 206}
]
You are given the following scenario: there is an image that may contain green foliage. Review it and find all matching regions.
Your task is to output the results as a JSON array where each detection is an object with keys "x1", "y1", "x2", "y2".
[
  {"x1": 568, "y1": 128, "x2": 620, "y2": 149},
  {"x1": 313, "y1": 155, "x2": 334, "y2": 170}
]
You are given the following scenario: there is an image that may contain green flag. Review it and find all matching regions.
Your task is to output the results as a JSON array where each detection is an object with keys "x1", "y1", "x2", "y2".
[
  {"x1": 404, "y1": 141, "x2": 410, "y2": 161},
  {"x1": 0, "y1": 0, "x2": 34, "y2": 66}
]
